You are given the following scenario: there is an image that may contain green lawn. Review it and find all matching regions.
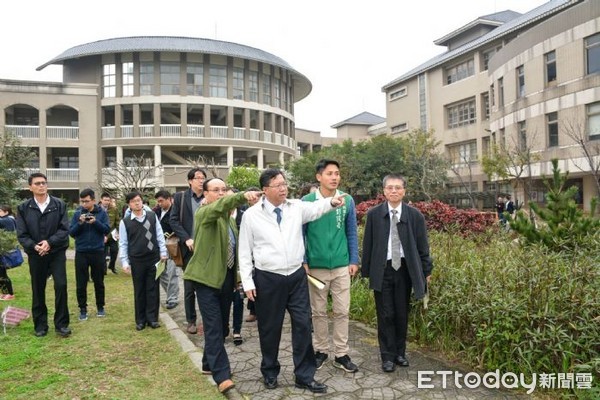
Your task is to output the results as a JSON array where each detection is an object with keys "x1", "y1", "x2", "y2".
[{"x1": 0, "y1": 260, "x2": 219, "y2": 399}]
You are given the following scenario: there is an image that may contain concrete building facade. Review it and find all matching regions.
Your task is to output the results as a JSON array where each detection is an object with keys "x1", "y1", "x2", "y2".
[{"x1": 0, "y1": 36, "x2": 311, "y2": 200}]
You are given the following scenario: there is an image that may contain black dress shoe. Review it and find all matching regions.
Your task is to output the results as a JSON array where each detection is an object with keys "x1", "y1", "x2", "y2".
[
  {"x1": 35, "y1": 329, "x2": 48, "y2": 337},
  {"x1": 294, "y1": 380, "x2": 327, "y2": 393},
  {"x1": 395, "y1": 355, "x2": 409, "y2": 367},
  {"x1": 136, "y1": 323, "x2": 146, "y2": 331},
  {"x1": 55, "y1": 327, "x2": 72, "y2": 337},
  {"x1": 382, "y1": 360, "x2": 396, "y2": 372},
  {"x1": 148, "y1": 321, "x2": 160, "y2": 329},
  {"x1": 264, "y1": 377, "x2": 278, "y2": 389}
]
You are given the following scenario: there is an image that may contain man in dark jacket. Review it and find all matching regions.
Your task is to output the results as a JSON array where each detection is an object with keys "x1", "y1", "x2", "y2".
[
  {"x1": 154, "y1": 190, "x2": 179, "y2": 309},
  {"x1": 70, "y1": 189, "x2": 110, "y2": 321},
  {"x1": 16, "y1": 173, "x2": 71, "y2": 337},
  {"x1": 361, "y1": 174, "x2": 433, "y2": 372}
]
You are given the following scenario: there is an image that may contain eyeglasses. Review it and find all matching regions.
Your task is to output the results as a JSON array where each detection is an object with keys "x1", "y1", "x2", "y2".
[
  {"x1": 267, "y1": 183, "x2": 288, "y2": 190},
  {"x1": 384, "y1": 185, "x2": 405, "y2": 191},
  {"x1": 207, "y1": 188, "x2": 229, "y2": 193},
  {"x1": 32, "y1": 181, "x2": 48, "y2": 186},
  {"x1": 80, "y1": 199, "x2": 93, "y2": 203}
]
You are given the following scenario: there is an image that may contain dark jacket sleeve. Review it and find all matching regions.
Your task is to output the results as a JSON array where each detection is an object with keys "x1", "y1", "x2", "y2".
[
  {"x1": 46, "y1": 199, "x2": 70, "y2": 250},
  {"x1": 361, "y1": 209, "x2": 374, "y2": 279},
  {"x1": 169, "y1": 191, "x2": 191, "y2": 242}
]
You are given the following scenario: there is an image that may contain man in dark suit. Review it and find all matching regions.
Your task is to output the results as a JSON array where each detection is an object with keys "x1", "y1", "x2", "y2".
[
  {"x1": 154, "y1": 190, "x2": 179, "y2": 310},
  {"x1": 170, "y1": 167, "x2": 206, "y2": 334},
  {"x1": 361, "y1": 174, "x2": 433, "y2": 372}
]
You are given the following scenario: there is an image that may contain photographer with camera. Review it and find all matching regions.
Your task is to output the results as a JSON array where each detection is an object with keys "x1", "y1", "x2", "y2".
[{"x1": 69, "y1": 189, "x2": 110, "y2": 321}]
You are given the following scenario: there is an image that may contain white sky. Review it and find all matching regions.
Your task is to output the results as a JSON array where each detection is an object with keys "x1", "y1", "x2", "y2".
[{"x1": 1, "y1": 0, "x2": 545, "y2": 137}]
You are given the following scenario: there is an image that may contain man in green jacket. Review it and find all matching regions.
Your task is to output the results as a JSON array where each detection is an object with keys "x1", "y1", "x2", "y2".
[{"x1": 184, "y1": 177, "x2": 261, "y2": 394}]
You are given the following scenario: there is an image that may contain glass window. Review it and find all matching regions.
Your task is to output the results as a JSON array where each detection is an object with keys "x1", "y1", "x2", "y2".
[
  {"x1": 160, "y1": 62, "x2": 180, "y2": 95},
  {"x1": 482, "y1": 92, "x2": 490, "y2": 120},
  {"x1": 262, "y1": 73, "x2": 271, "y2": 105},
  {"x1": 585, "y1": 33, "x2": 600, "y2": 75},
  {"x1": 517, "y1": 65, "x2": 525, "y2": 98},
  {"x1": 103, "y1": 64, "x2": 116, "y2": 98},
  {"x1": 389, "y1": 87, "x2": 407, "y2": 101},
  {"x1": 498, "y1": 78, "x2": 504, "y2": 106},
  {"x1": 518, "y1": 121, "x2": 527, "y2": 151},
  {"x1": 545, "y1": 51, "x2": 557, "y2": 84},
  {"x1": 209, "y1": 65, "x2": 227, "y2": 98},
  {"x1": 122, "y1": 62, "x2": 134, "y2": 96},
  {"x1": 140, "y1": 62, "x2": 154, "y2": 96},
  {"x1": 248, "y1": 71, "x2": 258, "y2": 102},
  {"x1": 273, "y1": 78, "x2": 281, "y2": 108},
  {"x1": 547, "y1": 112, "x2": 559, "y2": 147},
  {"x1": 186, "y1": 63, "x2": 203, "y2": 96},
  {"x1": 448, "y1": 141, "x2": 477, "y2": 167},
  {"x1": 446, "y1": 98, "x2": 476, "y2": 128},
  {"x1": 446, "y1": 59, "x2": 475, "y2": 84},
  {"x1": 233, "y1": 67, "x2": 244, "y2": 100},
  {"x1": 586, "y1": 102, "x2": 600, "y2": 140},
  {"x1": 281, "y1": 81, "x2": 288, "y2": 111},
  {"x1": 391, "y1": 123, "x2": 408, "y2": 133},
  {"x1": 481, "y1": 46, "x2": 500, "y2": 71}
]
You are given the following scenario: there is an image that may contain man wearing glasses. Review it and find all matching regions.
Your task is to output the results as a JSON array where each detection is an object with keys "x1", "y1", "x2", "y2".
[
  {"x1": 170, "y1": 167, "x2": 206, "y2": 334},
  {"x1": 69, "y1": 189, "x2": 110, "y2": 321},
  {"x1": 361, "y1": 174, "x2": 433, "y2": 372},
  {"x1": 16, "y1": 173, "x2": 71, "y2": 337},
  {"x1": 239, "y1": 168, "x2": 345, "y2": 394}
]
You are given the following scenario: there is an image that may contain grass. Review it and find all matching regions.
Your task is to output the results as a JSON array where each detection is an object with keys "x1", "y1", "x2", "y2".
[{"x1": 0, "y1": 260, "x2": 220, "y2": 399}]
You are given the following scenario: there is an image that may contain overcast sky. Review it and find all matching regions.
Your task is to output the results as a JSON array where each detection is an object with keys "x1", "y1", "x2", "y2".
[{"x1": 1, "y1": 0, "x2": 545, "y2": 137}]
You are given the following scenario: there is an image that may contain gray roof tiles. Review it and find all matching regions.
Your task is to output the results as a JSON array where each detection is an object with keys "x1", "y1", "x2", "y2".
[{"x1": 331, "y1": 111, "x2": 385, "y2": 128}]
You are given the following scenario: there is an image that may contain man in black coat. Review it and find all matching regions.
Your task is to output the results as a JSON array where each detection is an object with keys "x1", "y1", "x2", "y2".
[
  {"x1": 169, "y1": 167, "x2": 206, "y2": 334},
  {"x1": 16, "y1": 173, "x2": 71, "y2": 337},
  {"x1": 154, "y1": 190, "x2": 179, "y2": 309},
  {"x1": 361, "y1": 174, "x2": 433, "y2": 372}
]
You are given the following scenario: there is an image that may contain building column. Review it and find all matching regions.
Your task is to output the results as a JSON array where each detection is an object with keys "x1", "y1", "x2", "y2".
[
  {"x1": 227, "y1": 146, "x2": 234, "y2": 170},
  {"x1": 257, "y1": 149, "x2": 264, "y2": 169},
  {"x1": 279, "y1": 151, "x2": 284, "y2": 167},
  {"x1": 116, "y1": 146, "x2": 123, "y2": 164}
]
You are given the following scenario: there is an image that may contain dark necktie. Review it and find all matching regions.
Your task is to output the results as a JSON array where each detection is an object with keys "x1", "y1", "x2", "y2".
[
  {"x1": 274, "y1": 207, "x2": 282, "y2": 225},
  {"x1": 227, "y1": 226, "x2": 234, "y2": 269},
  {"x1": 391, "y1": 210, "x2": 401, "y2": 270}
]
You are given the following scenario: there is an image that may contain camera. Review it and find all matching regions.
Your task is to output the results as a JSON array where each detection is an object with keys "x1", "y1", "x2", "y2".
[{"x1": 84, "y1": 214, "x2": 93, "y2": 221}]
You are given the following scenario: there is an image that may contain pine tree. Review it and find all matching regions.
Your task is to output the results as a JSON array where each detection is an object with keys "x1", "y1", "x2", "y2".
[{"x1": 508, "y1": 159, "x2": 599, "y2": 252}]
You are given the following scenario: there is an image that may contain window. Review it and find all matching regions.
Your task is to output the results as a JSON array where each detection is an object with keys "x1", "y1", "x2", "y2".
[
  {"x1": 209, "y1": 65, "x2": 227, "y2": 98},
  {"x1": 281, "y1": 81, "x2": 288, "y2": 111},
  {"x1": 186, "y1": 63, "x2": 203, "y2": 96},
  {"x1": 481, "y1": 46, "x2": 500, "y2": 71},
  {"x1": 547, "y1": 112, "x2": 559, "y2": 147},
  {"x1": 446, "y1": 98, "x2": 476, "y2": 128},
  {"x1": 446, "y1": 59, "x2": 474, "y2": 84},
  {"x1": 273, "y1": 78, "x2": 281, "y2": 108},
  {"x1": 586, "y1": 102, "x2": 600, "y2": 140},
  {"x1": 585, "y1": 33, "x2": 600, "y2": 75},
  {"x1": 140, "y1": 62, "x2": 154, "y2": 95},
  {"x1": 489, "y1": 84, "x2": 495, "y2": 107},
  {"x1": 498, "y1": 77, "x2": 504, "y2": 106},
  {"x1": 517, "y1": 65, "x2": 525, "y2": 98},
  {"x1": 518, "y1": 121, "x2": 527, "y2": 151},
  {"x1": 262, "y1": 73, "x2": 271, "y2": 105},
  {"x1": 232, "y1": 67, "x2": 244, "y2": 100},
  {"x1": 482, "y1": 92, "x2": 490, "y2": 120},
  {"x1": 448, "y1": 141, "x2": 477, "y2": 167},
  {"x1": 545, "y1": 51, "x2": 557, "y2": 84},
  {"x1": 391, "y1": 123, "x2": 408, "y2": 133},
  {"x1": 54, "y1": 155, "x2": 78, "y2": 168},
  {"x1": 122, "y1": 62, "x2": 134, "y2": 96},
  {"x1": 102, "y1": 64, "x2": 116, "y2": 98},
  {"x1": 389, "y1": 87, "x2": 407, "y2": 101},
  {"x1": 248, "y1": 72, "x2": 258, "y2": 102},
  {"x1": 160, "y1": 62, "x2": 180, "y2": 95}
]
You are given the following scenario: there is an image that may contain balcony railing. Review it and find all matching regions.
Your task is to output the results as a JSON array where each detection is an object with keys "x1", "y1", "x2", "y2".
[
  {"x1": 101, "y1": 126, "x2": 115, "y2": 139},
  {"x1": 233, "y1": 127, "x2": 245, "y2": 139},
  {"x1": 5, "y1": 125, "x2": 40, "y2": 139},
  {"x1": 121, "y1": 125, "x2": 133, "y2": 138},
  {"x1": 160, "y1": 124, "x2": 181, "y2": 137},
  {"x1": 47, "y1": 126, "x2": 79, "y2": 140},
  {"x1": 274, "y1": 133, "x2": 282, "y2": 145},
  {"x1": 140, "y1": 125, "x2": 154, "y2": 137},
  {"x1": 210, "y1": 126, "x2": 228, "y2": 139},
  {"x1": 249, "y1": 129, "x2": 260, "y2": 141},
  {"x1": 188, "y1": 124, "x2": 205, "y2": 137},
  {"x1": 263, "y1": 131, "x2": 272, "y2": 143},
  {"x1": 46, "y1": 168, "x2": 79, "y2": 182}
]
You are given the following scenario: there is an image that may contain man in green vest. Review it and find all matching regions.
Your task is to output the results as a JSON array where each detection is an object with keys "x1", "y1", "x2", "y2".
[{"x1": 302, "y1": 159, "x2": 359, "y2": 373}]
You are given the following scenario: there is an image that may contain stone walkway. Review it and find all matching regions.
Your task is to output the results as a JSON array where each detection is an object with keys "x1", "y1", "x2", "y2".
[{"x1": 158, "y1": 274, "x2": 526, "y2": 399}]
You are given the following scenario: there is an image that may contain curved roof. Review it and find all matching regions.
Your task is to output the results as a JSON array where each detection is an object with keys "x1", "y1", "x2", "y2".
[{"x1": 37, "y1": 36, "x2": 312, "y2": 101}]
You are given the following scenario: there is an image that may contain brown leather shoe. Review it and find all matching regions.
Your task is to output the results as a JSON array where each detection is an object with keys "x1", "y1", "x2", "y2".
[
  {"x1": 186, "y1": 322, "x2": 197, "y2": 334},
  {"x1": 218, "y1": 379, "x2": 235, "y2": 394}
]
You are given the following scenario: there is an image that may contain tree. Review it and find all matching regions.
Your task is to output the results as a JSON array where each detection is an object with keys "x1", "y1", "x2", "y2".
[
  {"x1": 563, "y1": 119, "x2": 600, "y2": 203},
  {"x1": 509, "y1": 159, "x2": 600, "y2": 252},
  {"x1": 0, "y1": 129, "x2": 35, "y2": 203},
  {"x1": 97, "y1": 154, "x2": 159, "y2": 200},
  {"x1": 226, "y1": 165, "x2": 261, "y2": 190}
]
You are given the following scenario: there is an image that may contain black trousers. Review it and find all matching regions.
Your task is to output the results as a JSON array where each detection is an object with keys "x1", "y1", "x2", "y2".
[
  {"x1": 28, "y1": 251, "x2": 69, "y2": 332},
  {"x1": 0, "y1": 266, "x2": 14, "y2": 294},
  {"x1": 182, "y1": 252, "x2": 197, "y2": 324},
  {"x1": 130, "y1": 259, "x2": 159, "y2": 326},
  {"x1": 104, "y1": 240, "x2": 118, "y2": 272},
  {"x1": 374, "y1": 260, "x2": 412, "y2": 362},
  {"x1": 194, "y1": 268, "x2": 234, "y2": 385},
  {"x1": 75, "y1": 250, "x2": 105, "y2": 310},
  {"x1": 254, "y1": 267, "x2": 316, "y2": 383}
]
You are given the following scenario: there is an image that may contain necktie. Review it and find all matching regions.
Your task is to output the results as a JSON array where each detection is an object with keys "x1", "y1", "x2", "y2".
[
  {"x1": 391, "y1": 210, "x2": 401, "y2": 270},
  {"x1": 274, "y1": 207, "x2": 282, "y2": 225},
  {"x1": 227, "y1": 226, "x2": 235, "y2": 269}
]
